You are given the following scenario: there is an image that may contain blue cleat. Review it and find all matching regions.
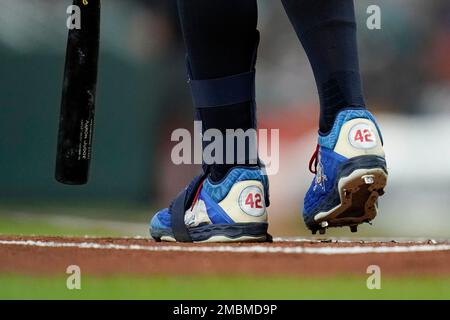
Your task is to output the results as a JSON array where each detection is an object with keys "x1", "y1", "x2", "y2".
[
  {"x1": 150, "y1": 167, "x2": 271, "y2": 242},
  {"x1": 303, "y1": 108, "x2": 388, "y2": 234}
]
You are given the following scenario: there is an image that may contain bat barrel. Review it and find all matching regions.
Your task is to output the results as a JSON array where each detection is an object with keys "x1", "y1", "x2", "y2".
[{"x1": 55, "y1": 0, "x2": 100, "y2": 185}]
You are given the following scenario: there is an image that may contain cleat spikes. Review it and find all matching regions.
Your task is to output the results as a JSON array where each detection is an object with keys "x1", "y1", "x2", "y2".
[
  {"x1": 319, "y1": 228, "x2": 326, "y2": 235},
  {"x1": 362, "y1": 175, "x2": 375, "y2": 184},
  {"x1": 350, "y1": 225, "x2": 358, "y2": 233},
  {"x1": 344, "y1": 190, "x2": 352, "y2": 199}
]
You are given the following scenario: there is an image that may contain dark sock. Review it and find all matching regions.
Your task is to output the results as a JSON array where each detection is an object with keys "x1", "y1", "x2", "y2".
[
  {"x1": 282, "y1": 0, "x2": 366, "y2": 133},
  {"x1": 178, "y1": 0, "x2": 259, "y2": 181}
]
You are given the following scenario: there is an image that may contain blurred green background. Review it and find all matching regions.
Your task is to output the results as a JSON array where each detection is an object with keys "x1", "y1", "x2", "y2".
[
  {"x1": 2, "y1": 274, "x2": 449, "y2": 299},
  {"x1": 0, "y1": 0, "x2": 449, "y2": 237}
]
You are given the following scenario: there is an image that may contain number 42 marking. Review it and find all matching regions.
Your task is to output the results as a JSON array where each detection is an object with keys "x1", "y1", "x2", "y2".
[
  {"x1": 245, "y1": 193, "x2": 263, "y2": 209},
  {"x1": 354, "y1": 129, "x2": 373, "y2": 143}
]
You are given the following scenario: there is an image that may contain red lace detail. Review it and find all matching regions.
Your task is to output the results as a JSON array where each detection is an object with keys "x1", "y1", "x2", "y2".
[
  {"x1": 309, "y1": 144, "x2": 320, "y2": 174},
  {"x1": 190, "y1": 180, "x2": 205, "y2": 211}
]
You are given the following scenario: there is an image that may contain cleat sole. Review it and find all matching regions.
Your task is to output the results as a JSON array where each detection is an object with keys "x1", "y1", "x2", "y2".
[
  {"x1": 312, "y1": 167, "x2": 388, "y2": 231},
  {"x1": 151, "y1": 222, "x2": 270, "y2": 243}
]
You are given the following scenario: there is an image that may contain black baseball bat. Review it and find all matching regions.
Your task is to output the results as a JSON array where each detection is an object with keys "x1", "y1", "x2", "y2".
[{"x1": 55, "y1": 0, "x2": 100, "y2": 185}]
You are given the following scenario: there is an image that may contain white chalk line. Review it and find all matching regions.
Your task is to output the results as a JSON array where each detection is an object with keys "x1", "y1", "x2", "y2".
[{"x1": 1, "y1": 239, "x2": 450, "y2": 255}]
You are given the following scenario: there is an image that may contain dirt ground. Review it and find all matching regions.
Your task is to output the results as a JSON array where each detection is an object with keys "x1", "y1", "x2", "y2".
[{"x1": 0, "y1": 236, "x2": 449, "y2": 277}]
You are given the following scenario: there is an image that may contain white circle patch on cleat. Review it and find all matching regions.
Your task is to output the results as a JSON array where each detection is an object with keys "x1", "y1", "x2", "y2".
[
  {"x1": 348, "y1": 123, "x2": 377, "y2": 149},
  {"x1": 238, "y1": 186, "x2": 265, "y2": 217}
]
